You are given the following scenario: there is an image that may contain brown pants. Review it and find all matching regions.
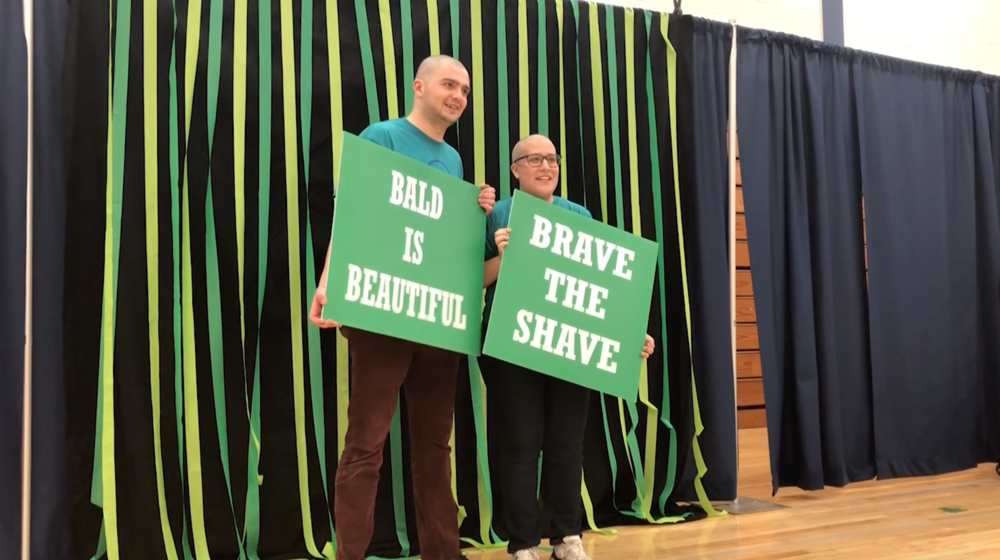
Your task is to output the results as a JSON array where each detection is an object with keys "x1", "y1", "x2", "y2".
[{"x1": 334, "y1": 326, "x2": 462, "y2": 560}]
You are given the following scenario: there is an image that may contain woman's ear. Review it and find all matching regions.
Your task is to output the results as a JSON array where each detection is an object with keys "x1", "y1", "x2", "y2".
[{"x1": 510, "y1": 163, "x2": 519, "y2": 180}]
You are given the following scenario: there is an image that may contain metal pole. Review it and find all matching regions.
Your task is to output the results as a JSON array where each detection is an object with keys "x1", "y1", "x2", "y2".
[
  {"x1": 21, "y1": 0, "x2": 35, "y2": 556},
  {"x1": 728, "y1": 18, "x2": 739, "y2": 494}
]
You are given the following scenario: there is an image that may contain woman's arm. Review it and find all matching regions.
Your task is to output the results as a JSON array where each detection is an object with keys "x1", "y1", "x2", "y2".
[{"x1": 483, "y1": 256, "x2": 501, "y2": 287}]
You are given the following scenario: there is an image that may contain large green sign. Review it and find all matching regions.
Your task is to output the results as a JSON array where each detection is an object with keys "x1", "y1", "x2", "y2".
[
  {"x1": 483, "y1": 191, "x2": 659, "y2": 400},
  {"x1": 323, "y1": 132, "x2": 485, "y2": 354}
]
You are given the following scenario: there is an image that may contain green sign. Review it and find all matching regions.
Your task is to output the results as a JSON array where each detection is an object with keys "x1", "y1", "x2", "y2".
[
  {"x1": 323, "y1": 132, "x2": 485, "y2": 355},
  {"x1": 483, "y1": 190, "x2": 659, "y2": 400}
]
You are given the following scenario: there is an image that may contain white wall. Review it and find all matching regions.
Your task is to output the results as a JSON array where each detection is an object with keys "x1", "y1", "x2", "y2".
[
  {"x1": 599, "y1": 0, "x2": 823, "y2": 40},
  {"x1": 844, "y1": 0, "x2": 1000, "y2": 76},
  {"x1": 602, "y1": 0, "x2": 1000, "y2": 77}
]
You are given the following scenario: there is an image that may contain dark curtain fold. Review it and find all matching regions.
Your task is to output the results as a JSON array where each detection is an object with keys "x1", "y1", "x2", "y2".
[
  {"x1": 677, "y1": 16, "x2": 737, "y2": 501},
  {"x1": 736, "y1": 29, "x2": 876, "y2": 492},
  {"x1": 856, "y1": 58, "x2": 1000, "y2": 476},
  {"x1": 737, "y1": 26, "x2": 1000, "y2": 492},
  {"x1": 0, "y1": 0, "x2": 71, "y2": 559},
  {"x1": 0, "y1": 0, "x2": 30, "y2": 552}
]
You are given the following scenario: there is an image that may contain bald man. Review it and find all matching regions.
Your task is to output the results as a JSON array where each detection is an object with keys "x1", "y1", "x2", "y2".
[
  {"x1": 310, "y1": 55, "x2": 495, "y2": 560},
  {"x1": 480, "y1": 135, "x2": 654, "y2": 560}
]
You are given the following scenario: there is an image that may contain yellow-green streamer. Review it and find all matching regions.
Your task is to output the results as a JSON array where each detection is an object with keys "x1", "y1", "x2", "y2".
[
  {"x1": 517, "y1": 0, "x2": 529, "y2": 139},
  {"x1": 95, "y1": 0, "x2": 131, "y2": 556},
  {"x1": 143, "y1": 3, "x2": 180, "y2": 558},
  {"x1": 177, "y1": 0, "x2": 214, "y2": 554},
  {"x1": 427, "y1": 0, "x2": 441, "y2": 54},
  {"x1": 588, "y1": 2, "x2": 607, "y2": 221}
]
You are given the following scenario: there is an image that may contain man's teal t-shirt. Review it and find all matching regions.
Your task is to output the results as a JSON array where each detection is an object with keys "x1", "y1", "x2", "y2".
[
  {"x1": 482, "y1": 194, "x2": 592, "y2": 333},
  {"x1": 357, "y1": 117, "x2": 464, "y2": 179}
]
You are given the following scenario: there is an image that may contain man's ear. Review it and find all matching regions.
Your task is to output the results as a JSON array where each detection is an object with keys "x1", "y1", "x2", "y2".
[
  {"x1": 412, "y1": 78, "x2": 424, "y2": 98},
  {"x1": 510, "y1": 163, "x2": 519, "y2": 180}
]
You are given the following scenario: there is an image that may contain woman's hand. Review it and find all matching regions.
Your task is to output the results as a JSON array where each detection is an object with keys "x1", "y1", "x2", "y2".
[
  {"x1": 495, "y1": 227, "x2": 511, "y2": 256},
  {"x1": 640, "y1": 334, "x2": 655, "y2": 359}
]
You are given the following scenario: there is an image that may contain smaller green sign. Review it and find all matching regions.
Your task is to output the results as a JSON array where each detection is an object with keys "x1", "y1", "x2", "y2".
[
  {"x1": 323, "y1": 132, "x2": 485, "y2": 355},
  {"x1": 483, "y1": 191, "x2": 659, "y2": 400}
]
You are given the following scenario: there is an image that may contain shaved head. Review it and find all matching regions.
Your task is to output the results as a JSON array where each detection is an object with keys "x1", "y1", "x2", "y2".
[
  {"x1": 510, "y1": 134, "x2": 559, "y2": 201},
  {"x1": 511, "y1": 134, "x2": 556, "y2": 161},
  {"x1": 416, "y1": 55, "x2": 467, "y2": 81}
]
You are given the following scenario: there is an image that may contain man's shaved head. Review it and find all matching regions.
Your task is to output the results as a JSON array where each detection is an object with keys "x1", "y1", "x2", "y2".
[{"x1": 415, "y1": 55, "x2": 467, "y2": 81}]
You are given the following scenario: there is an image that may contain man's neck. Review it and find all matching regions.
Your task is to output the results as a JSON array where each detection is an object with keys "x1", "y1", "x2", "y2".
[{"x1": 406, "y1": 111, "x2": 447, "y2": 142}]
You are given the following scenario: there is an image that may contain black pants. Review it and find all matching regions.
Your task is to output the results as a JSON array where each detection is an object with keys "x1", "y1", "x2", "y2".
[{"x1": 479, "y1": 355, "x2": 591, "y2": 552}]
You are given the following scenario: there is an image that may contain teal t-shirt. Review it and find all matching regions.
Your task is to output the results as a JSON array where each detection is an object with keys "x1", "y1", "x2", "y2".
[
  {"x1": 482, "y1": 194, "x2": 592, "y2": 333},
  {"x1": 359, "y1": 117, "x2": 464, "y2": 179}
]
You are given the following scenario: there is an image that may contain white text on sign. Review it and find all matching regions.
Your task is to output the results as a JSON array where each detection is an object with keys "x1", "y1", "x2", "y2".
[
  {"x1": 528, "y1": 214, "x2": 636, "y2": 280},
  {"x1": 390, "y1": 169, "x2": 444, "y2": 219},
  {"x1": 512, "y1": 310, "x2": 620, "y2": 373},
  {"x1": 344, "y1": 264, "x2": 468, "y2": 330}
]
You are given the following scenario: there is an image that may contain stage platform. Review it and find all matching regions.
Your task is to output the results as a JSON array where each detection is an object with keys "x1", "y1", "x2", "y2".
[{"x1": 465, "y1": 428, "x2": 999, "y2": 559}]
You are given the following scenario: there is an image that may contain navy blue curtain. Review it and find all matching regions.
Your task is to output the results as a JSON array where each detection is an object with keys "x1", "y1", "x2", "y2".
[
  {"x1": 737, "y1": 27, "x2": 1000, "y2": 492},
  {"x1": 0, "y1": 0, "x2": 71, "y2": 558},
  {"x1": 856, "y1": 59, "x2": 1000, "y2": 476},
  {"x1": 676, "y1": 16, "x2": 737, "y2": 501},
  {"x1": 736, "y1": 30, "x2": 876, "y2": 492}
]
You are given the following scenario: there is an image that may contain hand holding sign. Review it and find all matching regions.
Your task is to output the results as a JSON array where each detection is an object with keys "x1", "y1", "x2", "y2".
[
  {"x1": 483, "y1": 191, "x2": 659, "y2": 400},
  {"x1": 495, "y1": 227, "x2": 510, "y2": 256}
]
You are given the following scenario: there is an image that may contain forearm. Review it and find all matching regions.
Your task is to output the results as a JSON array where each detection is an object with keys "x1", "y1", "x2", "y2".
[
  {"x1": 483, "y1": 256, "x2": 501, "y2": 288},
  {"x1": 319, "y1": 242, "x2": 331, "y2": 288}
]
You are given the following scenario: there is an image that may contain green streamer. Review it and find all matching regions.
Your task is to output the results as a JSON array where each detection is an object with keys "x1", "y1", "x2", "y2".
[
  {"x1": 643, "y1": 10, "x2": 679, "y2": 517},
  {"x1": 536, "y1": 0, "x2": 548, "y2": 135},
  {"x1": 244, "y1": 1, "x2": 272, "y2": 557},
  {"x1": 401, "y1": 0, "x2": 414, "y2": 111},
  {"x1": 389, "y1": 401, "x2": 411, "y2": 556},
  {"x1": 167, "y1": 0, "x2": 193, "y2": 555},
  {"x1": 353, "y1": 0, "x2": 380, "y2": 121},
  {"x1": 301, "y1": 0, "x2": 337, "y2": 555},
  {"x1": 205, "y1": 0, "x2": 248, "y2": 553},
  {"x1": 555, "y1": 0, "x2": 567, "y2": 199},
  {"x1": 496, "y1": 0, "x2": 510, "y2": 198},
  {"x1": 605, "y1": 3, "x2": 624, "y2": 229}
]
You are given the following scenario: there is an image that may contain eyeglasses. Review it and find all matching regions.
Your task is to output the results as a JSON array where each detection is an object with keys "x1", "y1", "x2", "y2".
[{"x1": 513, "y1": 153, "x2": 561, "y2": 167}]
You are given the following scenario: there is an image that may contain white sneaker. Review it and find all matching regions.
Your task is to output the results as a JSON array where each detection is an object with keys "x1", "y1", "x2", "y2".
[
  {"x1": 511, "y1": 549, "x2": 539, "y2": 560},
  {"x1": 551, "y1": 535, "x2": 591, "y2": 560}
]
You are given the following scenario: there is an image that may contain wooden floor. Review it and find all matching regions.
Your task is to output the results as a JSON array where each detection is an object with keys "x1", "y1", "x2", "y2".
[{"x1": 464, "y1": 428, "x2": 1000, "y2": 559}]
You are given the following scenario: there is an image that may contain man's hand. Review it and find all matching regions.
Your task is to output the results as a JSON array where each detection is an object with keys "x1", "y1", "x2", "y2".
[
  {"x1": 640, "y1": 334, "x2": 656, "y2": 359},
  {"x1": 495, "y1": 227, "x2": 511, "y2": 256},
  {"x1": 309, "y1": 286, "x2": 341, "y2": 329},
  {"x1": 479, "y1": 184, "x2": 496, "y2": 215}
]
